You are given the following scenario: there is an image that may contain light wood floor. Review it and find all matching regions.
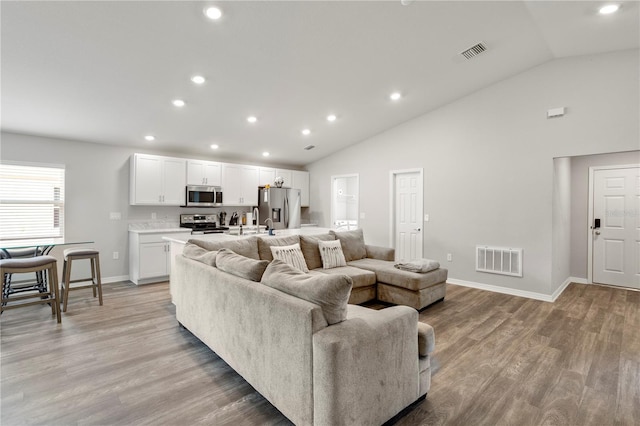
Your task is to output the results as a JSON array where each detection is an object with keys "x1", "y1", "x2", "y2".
[{"x1": 1, "y1": 281, "x2": 639, "y2": 425}]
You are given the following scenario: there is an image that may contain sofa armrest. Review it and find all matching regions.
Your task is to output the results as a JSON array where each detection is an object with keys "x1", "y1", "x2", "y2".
[
  {"x1": 418, "y1": 322, "x2": 435, "y2": 356},
  {"x1": 365, "y1": 244, "x2": 395, "y2": 261},
  {"x1": 313, "y1": 305, "x2": 419, "y2": 425}
]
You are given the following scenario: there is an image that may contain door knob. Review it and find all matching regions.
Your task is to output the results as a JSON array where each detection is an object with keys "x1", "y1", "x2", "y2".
[
  {"x1": 595, "y1": 231, "x2": 601, "y2": 235},
  {"x1": 413, "y1": 228, "x2": 421, "y2": 232}
]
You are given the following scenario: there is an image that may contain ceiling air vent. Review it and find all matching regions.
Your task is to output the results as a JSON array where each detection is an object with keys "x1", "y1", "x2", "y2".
[
  {"x1": 461, "y1": 42, "x2": 487, "y2": 60},
  {"x1": 304, "y1": 145, "x2": 315, "y2": 151}
]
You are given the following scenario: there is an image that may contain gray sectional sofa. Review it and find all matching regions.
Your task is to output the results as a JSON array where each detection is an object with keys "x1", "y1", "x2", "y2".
[{"x1": 172, "y1": 229, "x2": 444, "y2": 425}]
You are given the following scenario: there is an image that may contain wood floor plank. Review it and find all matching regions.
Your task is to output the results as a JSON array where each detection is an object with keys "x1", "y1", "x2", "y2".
[{"x1": 2, "y1": 281, "x2": 639, "y2": 425}]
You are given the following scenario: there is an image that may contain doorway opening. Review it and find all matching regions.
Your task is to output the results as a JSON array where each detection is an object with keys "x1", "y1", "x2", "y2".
[
  {"x1": 331, "y1": 174, "x2": 359, "y2": 230},
  {"x1": 390, "y1": 169, "x2": 424, "y2": 262}
]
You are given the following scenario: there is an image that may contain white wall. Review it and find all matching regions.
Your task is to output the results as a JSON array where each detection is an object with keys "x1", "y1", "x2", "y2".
[
  {"x1": 552, "y1": 157, "x2": 571, "y2": 296},
  {"x1": 569, "y1": 150, "x2": 640, "y2": 279},
  {"x1": 307, "y1": 49, "x2": 639, "y2": 298}
]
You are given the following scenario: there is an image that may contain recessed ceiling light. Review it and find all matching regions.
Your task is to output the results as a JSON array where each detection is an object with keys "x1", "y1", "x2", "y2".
[
  {"x1": 327, "y1": 114, "x2": 337, "y2": 122},
  {"x1": 247, "y1": 116, "x2": 257, "y2": 123},
  {"x1": 390, "y1": 92, "x2": 402, "y2": 101},
  {"x1": 172, "y1": 99, "x2": 185, "y2": 107},
  {"x1": 599, "y1": 4, "x2": 619, "y2": 14},
  {"x1": 301, "y1": 129, "x2": 311, "y2": 136},
  {"x1": 204, "y1": 6, "x2": 222, "y2": 20},
  {"x1": 144, "y1": 135, "x2": 155, "y2": 141},
  {"x1": 191, "y1": 75, "x2": 205, "y2": 84},
  {"x1": 210, "y1": 144, "x2": 219, "y2": 150},
  {"x1": 262, "y1": 151, "x2": 270, "y2": 157}
]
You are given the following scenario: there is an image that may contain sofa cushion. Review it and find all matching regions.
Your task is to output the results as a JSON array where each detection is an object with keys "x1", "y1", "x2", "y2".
[
  {"x1": 299, "y1": 234, "x2": 335, "y2": 270},
  {"x1": 182, "y1": 242, "x2": 217, "y2": 267},
  {"x1": 318, "y1": 240, "x2": 347, "y2": 269},
  {"x1": 330, "y1": 228, "x2": 367, "y2": 261},
  {"x1": 261, "y1": 259, "x2": 352, "y2": 325},
  {"x1": 348, "y1": 258, "x2": 448, "y2": 291},
  {"x1": 216, "y1": 248, "x2": 270, "y2": 282},
  {"x1": 270, "y1": 243, "x2": 309, "y2": 272},
  {"x1": 188, "y1": 236, "x2": 260, "y2": 260},
  {"x1": 257, "y1": 235, "x2": 301, "y2": 261},
  {"x1": 316, "y1": 266, "x2": 376, "y2": 289}
]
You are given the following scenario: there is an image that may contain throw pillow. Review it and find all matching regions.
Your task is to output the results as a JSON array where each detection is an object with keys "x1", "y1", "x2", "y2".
[
  {"x1": 216, "y1": 248, "x2": 270, "y2": 282},
  {"x1": 270, "y1": 243, "x2": 309, "y2": 272},
  {"x1": 261, "y1": 259, "x2": 352, "y2": 325},
  {"x1": 329, "y1": 228, "x2": 367, "y2": 261},
  {"x1": 188, "y1": 236, "x2": 260, "y2": 260},
  {"x1": 182, "y1": 242, "x2": 217, "y2": 267},
  {"x1": 257, "y1": 235, "x2": 301, "y2": 261},
  {"x1": 318, "y1": 239, "x2": 347, "y2": 269},
  {"x1": 299, "y1": 234, "x2": 336, "y2": 270}
]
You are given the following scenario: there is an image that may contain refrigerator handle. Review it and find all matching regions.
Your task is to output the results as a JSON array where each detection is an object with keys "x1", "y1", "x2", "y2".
[{"x1": 284, "y1": 194, "x2": 289, "y2": 228}]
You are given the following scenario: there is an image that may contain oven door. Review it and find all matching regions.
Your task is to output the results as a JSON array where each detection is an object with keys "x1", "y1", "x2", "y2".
[{"x1": 186, "y1": 186, "x2": 222, "y2": 207}]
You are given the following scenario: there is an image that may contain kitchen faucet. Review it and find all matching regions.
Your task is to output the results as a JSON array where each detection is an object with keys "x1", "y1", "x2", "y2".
[
  {"x1": 264, "y1": 217, "x2": 274, "y2": 235},
  {"x1": 253, "y1": 206, "x2": 260, "y2": 233}
]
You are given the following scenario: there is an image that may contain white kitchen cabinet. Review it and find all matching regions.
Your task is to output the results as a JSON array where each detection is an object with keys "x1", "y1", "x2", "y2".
[
  {"x1": 275, "y1": 169, "x2": 294, "y2": 188},
  {"x1": 221, "y1": 163, "x2": 259, "y2": 206},
  {"x1": 258, "y1": 167, "x2": 276, "y2": 187},
  {"x1": 292, "y1": 170, "x2": 310, "y2": 207},
  {"x1": 130, "y1": 154, "x2": 186, "y2": 205},
  {"x1": 187, "y1": 160, "x2": 221, "y2": 186},
  {"x1": 129, "y1": 230, "x2": 191, "y2": 285}
]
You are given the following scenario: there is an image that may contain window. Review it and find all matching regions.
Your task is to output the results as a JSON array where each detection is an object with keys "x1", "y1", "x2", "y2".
[{"x1": 0, "y1": 162, "x2": 65, "y2": 243}]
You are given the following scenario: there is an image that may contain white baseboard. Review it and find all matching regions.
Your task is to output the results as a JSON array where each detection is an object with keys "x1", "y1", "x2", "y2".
[
  {"x1": 447, "y1": 276, "x2": 583, "y2": 303},
  {"x1": 102, "y1": 275, "x2": 130, "y2": 284},
  {"x1": 569, "y1": 276, "x2": 589, "y2": 285}
]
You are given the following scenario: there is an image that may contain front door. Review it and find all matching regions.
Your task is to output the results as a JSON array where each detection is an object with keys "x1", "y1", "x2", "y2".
[
  {"x1": 394, "y1": 170, "x2": 423, "y2": 261},
  {"x1": 592, "y1": 166, "x2": 640, "y2": 289}
]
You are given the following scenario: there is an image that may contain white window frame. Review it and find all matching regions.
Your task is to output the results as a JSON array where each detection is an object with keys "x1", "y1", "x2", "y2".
[{"x1": 0, "y1": 161, "x2": 66, "y2": 244}]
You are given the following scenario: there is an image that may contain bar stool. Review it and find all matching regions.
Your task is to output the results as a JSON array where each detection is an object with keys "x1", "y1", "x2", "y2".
[
  {"x1": 0, "y1": 255, "x2": 61, "y2": 323},
  {"x1": 61, "y1": 248, "x2": 103, "y2": 313}
]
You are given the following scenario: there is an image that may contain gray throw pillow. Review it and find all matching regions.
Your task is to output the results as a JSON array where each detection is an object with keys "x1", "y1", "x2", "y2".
[
  {"x1": 318, "y1": 239, "x2": 347, "y2": 269},
  {"x1": 330, "y1": 228, "x2": 367, "y2": 261},
  {"x1": 257, "y1": 235, "x2": 301, "y2": 261},
  {"x1": 270, "y1": 243, "x2": 309, "y2": 272},
  {"x1": 261, "y1": 259, "x2": 352, "y2": 325},
  {"x1": 299, "y1": 234, "x2": 336, "y2": 270},
  {"x1": 216, "y1": 248, "x2": 270, "y2": 282},
  {"x1": 188, "y1": 236, "x2": 260, "y2": 260},
  {"x1": 182, "y1": 242, "x2": 217, "y2": 267}
]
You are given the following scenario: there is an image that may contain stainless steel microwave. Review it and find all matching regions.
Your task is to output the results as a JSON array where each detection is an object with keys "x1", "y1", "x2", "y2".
[{"x1": 185, "y1": 185, "x2": 223, "y2": 207}]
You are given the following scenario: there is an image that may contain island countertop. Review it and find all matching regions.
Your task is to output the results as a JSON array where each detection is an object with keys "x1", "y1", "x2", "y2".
[{"x1": 163, "y1": 226, "x2": 332, "y2": 245}]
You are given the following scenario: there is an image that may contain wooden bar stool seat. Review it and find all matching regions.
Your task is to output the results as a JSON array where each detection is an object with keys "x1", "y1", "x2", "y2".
[
  {"x1": 61, "y1": 248, "x2": 103, "y2": 313},
  {"x1": 0, "y1": 255, "x2": 61, "y2": 323}
]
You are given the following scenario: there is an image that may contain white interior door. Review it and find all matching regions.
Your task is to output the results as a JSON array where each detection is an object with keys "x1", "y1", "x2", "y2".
[
  {"x1": 393, "y1": 170, "x2": 423, "y2": 261},
  {"x1": 592, "y1": 166, "x2": 640, "y2": 289}
]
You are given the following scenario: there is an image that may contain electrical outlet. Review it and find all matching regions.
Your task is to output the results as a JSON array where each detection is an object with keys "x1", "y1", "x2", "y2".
[
  {"x1": 113, "y1": 251, "x2": 119, "y2": 260},
  {"x1": 447, "y1": 253, "x2": 452, "y2": 262},
  {"x1": 151, "y1": 212, "x2": 157, "y2": 219}
]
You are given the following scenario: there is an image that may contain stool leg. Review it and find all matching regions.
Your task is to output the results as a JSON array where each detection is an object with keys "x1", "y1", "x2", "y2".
[
  {"x1": 50, "y1": 263, "x2": 61, "y2": 323},
  {"x1": 90, "y1": 258, "x2": 97, "y2": 298},
  {"x1": 62, "y1": 258, "x2": 71, "y2": 313},
  {"x1": 94, "y1": 255, "x2": 103, "y2": 306}
]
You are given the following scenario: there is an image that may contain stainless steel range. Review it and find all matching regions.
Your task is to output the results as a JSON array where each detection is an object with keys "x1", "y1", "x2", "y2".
[{"x1": 180, "y1": 214, "x2": 229, "y2": 235}]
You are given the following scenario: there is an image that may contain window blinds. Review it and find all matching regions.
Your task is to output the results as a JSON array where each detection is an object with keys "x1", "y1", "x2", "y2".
[{"x1": 0, "y1": 162, "x2": 65, "y2": 243}]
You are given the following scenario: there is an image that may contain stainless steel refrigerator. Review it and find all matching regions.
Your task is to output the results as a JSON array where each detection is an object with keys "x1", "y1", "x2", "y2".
[{"x1": 257, "y1": 186, "x2": 301, "y2": 230}]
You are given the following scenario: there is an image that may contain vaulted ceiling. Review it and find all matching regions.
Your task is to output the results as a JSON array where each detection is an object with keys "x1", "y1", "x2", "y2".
[{"x1": 2, "y1": 1, "x2": 638, "y2": 166}]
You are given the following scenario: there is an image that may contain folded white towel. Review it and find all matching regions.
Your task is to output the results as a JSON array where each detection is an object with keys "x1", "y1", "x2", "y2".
[{"x1": 394, "y1": 258, "x2": 440, "y2": 273}]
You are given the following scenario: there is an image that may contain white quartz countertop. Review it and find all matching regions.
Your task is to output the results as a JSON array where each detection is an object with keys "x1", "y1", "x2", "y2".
[
  {"x1": 163, "y1": 226, "x2": 332, "y2": 244},
  {"x1": 129, "y1": 228, "x2": 190, "y2": 234}
]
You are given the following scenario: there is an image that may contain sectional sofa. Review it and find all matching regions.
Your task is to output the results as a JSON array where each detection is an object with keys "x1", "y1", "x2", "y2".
[{"x1": 172, "y1": 229, "x2": 443, "y2": 425}]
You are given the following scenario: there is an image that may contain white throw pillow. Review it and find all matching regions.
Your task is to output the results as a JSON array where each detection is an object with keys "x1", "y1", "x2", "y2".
[
  {"x1": 270, "y1": 243, "x2": 309, "y2": 273},
  {"x1": 318, "y1": 240, "x2": 347, "y2": 269}
]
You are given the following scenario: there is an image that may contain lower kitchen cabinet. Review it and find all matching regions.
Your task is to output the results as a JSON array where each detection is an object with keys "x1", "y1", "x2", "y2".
[{"x1": 129, "y1": 230, "x2": 191, "y2": 285}]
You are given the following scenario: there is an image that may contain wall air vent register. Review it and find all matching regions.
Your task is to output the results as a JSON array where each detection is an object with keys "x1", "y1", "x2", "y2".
[{"x1": 476, "y1": 245, "x2": 523, "y2": 277}]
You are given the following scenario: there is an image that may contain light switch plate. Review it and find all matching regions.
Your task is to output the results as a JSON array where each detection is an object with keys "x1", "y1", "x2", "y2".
[{"x1": 424, "y1": 214, "x2": 429, "y2": 222}]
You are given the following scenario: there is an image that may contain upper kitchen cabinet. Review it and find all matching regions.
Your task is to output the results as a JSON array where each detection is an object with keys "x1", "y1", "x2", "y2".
[
  {"x1": 187, "y1": 160, "x2": 221, "y2": 186},
  {"x1": 258, "y1": 167, "x2": 276, "y2": 187},
  {"x1": 221, "y1": 164, "x2": 259, "y2": 206},
  {"x1": 130, "y1": 154, "x2": 186, "y2": 205},
  {"x1": 274, "y1": 169, "x2": 293, "y2": 188},
  {"x1": 292, "y1": 170, "x2": 310, "y2": 207}
]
